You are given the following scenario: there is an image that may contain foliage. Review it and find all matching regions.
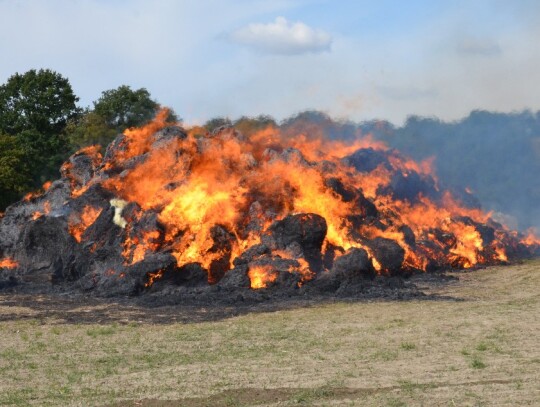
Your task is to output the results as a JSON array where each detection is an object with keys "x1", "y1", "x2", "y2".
[
  {"x1": 0, "y1": 69, "x2": 80, "y2": 204},
  {"x1": 0, "y1": 69, "x2": 180, "y2": 210},
  {"x1": 280, "y1": 110, "x2": 358, "y2": 140},
  {"x1": 93, "y1": 85, "x2": 177, "y2": 132},
  {"x1": 233, "y1": 115, "x2": 276, "y2": 136},
  {"x1": 65, "y1": 110, "x2": 118, "y2": 151},
  {"x1": 0, "y1": 69, "x2": 80, "y2": 136},
  {"x1": 0, "y1": 134, "x2": 32, "y2": 209},
  {"x1": 203, "y1": 117, "x2": 232, "y2": 133}
]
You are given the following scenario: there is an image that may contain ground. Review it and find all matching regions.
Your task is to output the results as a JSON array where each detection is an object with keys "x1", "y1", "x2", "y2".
[{"x1": 0, "y1": 260, "x2": 539, "y2": 406}]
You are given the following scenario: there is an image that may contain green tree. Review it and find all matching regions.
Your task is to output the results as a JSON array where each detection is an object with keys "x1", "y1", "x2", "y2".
[
  {"x1": 234, "y1": 115, "x2": 276, "y2": 136},
  {"x1": 0, "y1": 69, "x2": 80, "y2": 194},
  {"x1": 65, "y1": 110, "x2": 118, "y2": 151},
  {"x1": 0, "y1": 134, "x2": 32, "y2": 209},
  {"x1": 93, "y1": 85, "x2": 177, "y2": 132},
  {"x1": 0, "y1": 69, "x2": 80, "y2": 136},
  {"x1": 203, "y1": 117, "x2": 232, "y2": 133}
]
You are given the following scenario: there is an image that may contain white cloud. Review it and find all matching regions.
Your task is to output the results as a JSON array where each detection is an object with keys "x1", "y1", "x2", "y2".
[{"x1": 230, "y1": 16, "x2": 332, "y2": 55}]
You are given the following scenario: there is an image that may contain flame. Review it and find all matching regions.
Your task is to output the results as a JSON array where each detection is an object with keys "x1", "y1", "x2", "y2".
[
  {"x1": 31, "y1": 202, "x2": 51, "y2": 221},
  {"x1": 56, "y1": 110, "x2": 539, "y2": 288},
  {"x1": 273, "y1": 249, "x2": 315, "y2": 285},
  {"x1": 0, "y1": 258, "x2": 18, "y2": 269},
  {"x1": 62, "y1": 145, "x2": 103, "y2": 197},
  {"x1": 494, "y1": 246, "x2": 508, "y2": 262},
  {"x1": 23, "y1": 181, "x2": 53, "y2": 202},
  {"x1": 447, "y1": 223, "x2": 483, "y2": 268},
  {"x1": 145, "y1": 269, "x2": 164, "y2": 287},
  {"x1": 69, "y1": 206, "x2": 102, "y2": 243},
  {"x1": 123, "y1": 230, "x2": 161, "y2": 265},
  {"x1": 248, "y1": 265, "x2": 278, "y2": 289},
  {"x1": 523, "y1": 229, "x2": 540, "y2": 246}
]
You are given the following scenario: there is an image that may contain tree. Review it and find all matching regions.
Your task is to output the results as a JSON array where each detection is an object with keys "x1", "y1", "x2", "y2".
[
  {"x1": 0, "y1": 69, "x2": 80, "y2": 189},
  {"x1": 93, "y1": 85, "x2": 177, "y2": 132},
  {"x1": 0, "y1": 69, "x2": 80, "y2": 136},
  {"x1": 65, "y1": 110, "x2": 118, "y2": 151},
  {"x1": 234, "y1": 115, "x2": 276, "y2": 136},
  {"x1": 203, "y1": 117, "x2": 232, "y2": 133},
  {"x1": 0, "y1": 134, "x2": 32, "y2": 209}
]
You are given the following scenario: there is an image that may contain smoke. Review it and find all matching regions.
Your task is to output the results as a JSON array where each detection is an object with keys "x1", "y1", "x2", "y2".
[{"x1": 270, "y1": 109, "x2": 540, "y2": 232}]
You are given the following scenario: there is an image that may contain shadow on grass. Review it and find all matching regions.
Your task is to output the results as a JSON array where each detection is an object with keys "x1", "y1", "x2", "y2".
[
  {"x1": 106, "y1": 379, "x2": 514, "y2": 407},
  {"x1": 0, "y1": 271, "x2": 461, "y2": 325}
]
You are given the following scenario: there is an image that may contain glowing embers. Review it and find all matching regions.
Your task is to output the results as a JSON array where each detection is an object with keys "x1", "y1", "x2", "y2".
[
  {"x1": 24, "y1": 181, "x2": 52, "y2": 202},
  {"x1": 145, "y1": 269, "x2": 165, "y2": 288},
  {"x1": 0, "y1": 258, "x2": 18, "y2": 269}
]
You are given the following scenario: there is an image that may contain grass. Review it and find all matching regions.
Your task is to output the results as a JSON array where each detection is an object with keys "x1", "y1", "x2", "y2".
[
  {"x1": 0, "y1": 259, "x2": 538, "y2": 406},
  {"x1": 470, "y1": 356, "x2": 487, "y2": 369},
  {"x1": 400, "y1": 342, "x2": 416, "y2": 351}
]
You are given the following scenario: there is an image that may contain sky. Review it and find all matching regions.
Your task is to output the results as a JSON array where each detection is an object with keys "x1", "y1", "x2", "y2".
[{"x1": 1, "y1": 0, "x2": 539, "y2": 125}]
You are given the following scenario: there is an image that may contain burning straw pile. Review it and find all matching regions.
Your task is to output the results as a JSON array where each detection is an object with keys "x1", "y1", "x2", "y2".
[{"x1": 0, "y1": 110, "x2": 538, "y2": 298}]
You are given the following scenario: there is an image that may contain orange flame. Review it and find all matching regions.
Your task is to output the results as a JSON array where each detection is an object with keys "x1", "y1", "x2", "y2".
[
  {"x1": 69, "y1": 206, "x2": 102, "y2": 243},
  {"x1": 59, "y1": 110, "x2": 539, "y2": 287},
  {"x1": 248, "y1": 265, "x2": 278, "y2": 289},
  {"x1": 0, "y1": 258, "x2": 18, "y2": 269},
  {"x1": 23, "y1": 181, "x2": 53, "y2": 202},
  {"x1": 523, "y1": 229, "x2": 540, "y2": 246},
  {"x1": 123, "y1": 230, "x2": 161, "y2": 265},
  {"x1": 145, "y1": 269, "x2": 164, "y2": 287}
]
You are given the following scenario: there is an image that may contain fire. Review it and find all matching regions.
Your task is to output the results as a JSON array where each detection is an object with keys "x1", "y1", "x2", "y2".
[
  {"x1": 24, "y1": 181, "x2": 53, "y2": 201},
  {"x1": 69, "y1": 206, "x2": 103, "y2": 243},
  {"x1": 145, "y1": 269, "x2": 164, "y2": 287},
  {"x1": 123, "y1": 229, "x2": 161, "y2": 265},
  {"x1": 273, "y1": 249, "x2": 315, "y2": 285},
  {"x1": 54, "y1": 110, "x2": 539, "y2": 288},
  {"x1": 447, "y1": 223, "x2": 483, "y2": 268},
  {"x1": 248, "y1": 265, "x2": 278, "y2": 289},
  {"x1": 523, "y1": 229, "x2": 540, "y2": 246},
  {"x1": 0, "y1": 258, "x2": 18, "y2": 269},
  {"x1": 31, "y1": 202, "x2": 51, "y2": 221}
]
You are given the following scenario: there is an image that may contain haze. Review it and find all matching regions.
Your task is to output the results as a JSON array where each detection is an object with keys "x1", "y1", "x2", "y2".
[{"x1": 1, "y1": 0, "x2": 539, "y2": 124}]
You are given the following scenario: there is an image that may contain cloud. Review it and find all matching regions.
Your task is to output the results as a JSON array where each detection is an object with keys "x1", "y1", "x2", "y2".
[
  {"x1": 230, "y1": 16, "x2": 332, "y2": 55},
  {"x1": 456, "y1": 37, "x2": 501, "y2": 56}
]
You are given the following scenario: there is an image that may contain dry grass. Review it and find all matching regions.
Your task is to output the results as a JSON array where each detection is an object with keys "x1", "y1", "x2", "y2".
[{"x1": 0, "y1": 260, "x2": 539, "y2": 406}]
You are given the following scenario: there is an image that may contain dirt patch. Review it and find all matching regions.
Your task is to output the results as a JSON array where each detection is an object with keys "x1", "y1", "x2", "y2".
[{"x1": 109, "y1": 379, "x2": 519, "y2": 407}]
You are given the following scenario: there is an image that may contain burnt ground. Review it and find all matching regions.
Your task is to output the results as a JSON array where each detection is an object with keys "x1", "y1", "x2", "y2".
[{"x1": 0, "y1": 269, "x2": 460, "y2": 325}]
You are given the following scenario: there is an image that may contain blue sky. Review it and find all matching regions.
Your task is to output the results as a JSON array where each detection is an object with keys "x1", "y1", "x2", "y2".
[{"x1": 1, "y1": 0, "x2": 539, "y2": 124}]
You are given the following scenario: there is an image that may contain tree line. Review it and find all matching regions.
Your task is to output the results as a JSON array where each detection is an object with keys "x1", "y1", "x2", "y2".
[{"x1": 0, "y1": 69, "x2": 179, "y2": 209}]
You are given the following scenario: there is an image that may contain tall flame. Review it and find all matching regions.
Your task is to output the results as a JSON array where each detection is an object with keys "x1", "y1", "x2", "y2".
[{"x1": 58, "y1": 110, "x2": 539, "y2": 288}]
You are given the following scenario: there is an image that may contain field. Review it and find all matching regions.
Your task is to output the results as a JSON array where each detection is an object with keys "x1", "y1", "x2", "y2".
[{"x1": 0, "y1": 260, "x2": 539, "y2": 406}]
